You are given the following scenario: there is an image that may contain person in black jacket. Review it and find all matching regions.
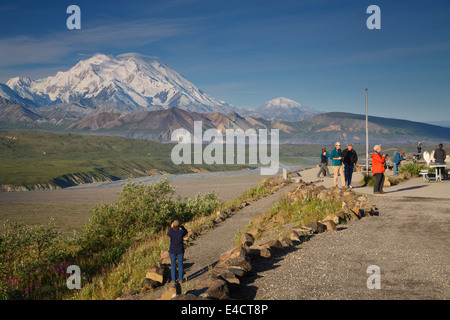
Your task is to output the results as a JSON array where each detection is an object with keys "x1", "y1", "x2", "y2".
[
  {"x1": 342, "y1": 144, "x2": 358, "y2": 188},
  {"x1": 434, "y1": 144, "x2": 447, "y2": 178},
  {"x1": 167, "y1": 220, "x2": 188, "y2": 283}
]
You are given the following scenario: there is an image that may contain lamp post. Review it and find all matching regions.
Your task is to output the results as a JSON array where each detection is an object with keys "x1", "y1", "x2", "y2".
[{"x1": 365, "y1": 88, "x2": 369, "y2": 174}]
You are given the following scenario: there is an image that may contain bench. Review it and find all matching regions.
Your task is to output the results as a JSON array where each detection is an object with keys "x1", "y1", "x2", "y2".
[{"x1": 420, "y1": 169, "x2": 430, "y2": 182}]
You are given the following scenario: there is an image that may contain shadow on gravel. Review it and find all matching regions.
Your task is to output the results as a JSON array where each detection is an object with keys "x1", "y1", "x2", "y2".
[
  {"x1": 395, "y1": 196, "x2": 450, "y2": 202},
  {"x1": 385, "y1": 185, "x2": 428, "y2": 194},
  {"x1": 185, "y1": 260, "x2": 219, "y2": 282},
  {"x1": 233, "y1": 245, "x2": 302, "y2": 299}
]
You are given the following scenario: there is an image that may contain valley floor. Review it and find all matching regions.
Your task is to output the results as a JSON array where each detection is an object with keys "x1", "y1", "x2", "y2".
[{"x1": 0, "y1": 168, "x2": 290, "y2": 236}]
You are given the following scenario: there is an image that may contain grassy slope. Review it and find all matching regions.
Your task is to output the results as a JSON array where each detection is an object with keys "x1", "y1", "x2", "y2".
[{"x1": 0, "y1": 131, "x2": 247, "y2": 188}]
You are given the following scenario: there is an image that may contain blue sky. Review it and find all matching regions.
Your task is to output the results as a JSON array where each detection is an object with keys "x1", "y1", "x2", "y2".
[{"x1": 0, "y1": 0, "x2": 449, "y2": 122}]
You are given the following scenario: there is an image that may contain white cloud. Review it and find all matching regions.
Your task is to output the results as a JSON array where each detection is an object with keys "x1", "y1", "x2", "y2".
[{"x1": 0, "y1": 18, "x2": 187, "y2": 68}]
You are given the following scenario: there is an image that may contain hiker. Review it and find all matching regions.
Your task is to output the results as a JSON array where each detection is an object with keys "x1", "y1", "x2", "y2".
[
  {"x1": 392, "y1": 150, "x2": 406, "y2": 176},
  {"x1": 167, "y1": 220, "x2": 188, "y2": 283},
  {"x1": 316, "y1": 148, "x2": 331, "y2": 178},
  {"x1": 330, "y1": 142, "x2": 346, "y2": 188},
  {"x1": 371, "y1": 145, "x2": 387, "y2": 194},
  {"x1": 342, "y1": 143, "x2": 358, "y2": 188},
  {"x1": 434, "y1": 143, "x2": 447, "y2": 179}
]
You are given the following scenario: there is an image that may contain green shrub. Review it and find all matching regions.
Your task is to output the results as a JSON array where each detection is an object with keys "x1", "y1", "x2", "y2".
[
  {"x1": 80, "y1": 178, "x2": 221, "y2": 252},
  {"x1": 0, "y1": 219, "x2": 63, "y2": 299},
  {"x1": 360, "y1": 173, "x2": 375, "y2": 186},
  {"x1": 0, "y1": 178, "x2": 223, "y2": 300},
  {"x1": 399, "y1": 162, "x2": 426, "y2": 176}
]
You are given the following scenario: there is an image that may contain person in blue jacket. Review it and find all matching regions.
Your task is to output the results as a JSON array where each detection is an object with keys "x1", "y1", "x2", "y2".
[
  {"x1": 167, "y1": 220, "x2": 188, "y2": 283},
  {"x1": 392, "y1": 150, "x2": 406, "y2": 176}
]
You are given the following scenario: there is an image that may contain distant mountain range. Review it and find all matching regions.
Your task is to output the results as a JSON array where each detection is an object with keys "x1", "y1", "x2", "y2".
[
  {"x1": 0, "y1": 53, "x2": 449, "y2": 145},
  {"x1": 0, "y1": 53, "x2": 319, "y2": 120},
  {"x1": 1, "y1": 98, "x2": 449, "y2": 145}
]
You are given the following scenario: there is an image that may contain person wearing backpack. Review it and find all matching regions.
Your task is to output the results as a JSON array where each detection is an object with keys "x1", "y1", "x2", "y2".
[{"x1": 392, "y1": 150, "x2": 406, "y2": 176}]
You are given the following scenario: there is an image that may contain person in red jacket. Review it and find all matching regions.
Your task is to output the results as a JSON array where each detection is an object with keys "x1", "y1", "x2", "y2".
[{"x1": 371, "y1": 145, "x2": 387, "y2": 194}]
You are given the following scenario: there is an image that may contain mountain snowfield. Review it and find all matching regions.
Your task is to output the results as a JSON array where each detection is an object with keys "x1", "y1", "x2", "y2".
[
  {"x1": 254, "y1": 97, "x2": 319, "y2": 121},
  {"x1": 0, "y1": 52, "x2": 320, "y2": 121},
  {"x1": 4, "y1": 53, "x2": 228, "y2": 110}
]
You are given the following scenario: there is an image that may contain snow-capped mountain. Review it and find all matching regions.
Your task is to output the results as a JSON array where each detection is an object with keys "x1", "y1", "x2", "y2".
[
  {"x1": 3, "y1": 53, "x2": 229, "y2": 112},
  {"x1": 253, "y1": 97, "x2": 320, "y2": 121}
]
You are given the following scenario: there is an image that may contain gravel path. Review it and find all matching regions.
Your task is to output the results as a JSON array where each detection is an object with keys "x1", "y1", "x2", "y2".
[
  {"x1": 183, "y1": 182, "x2": 297, "y2": 284},
  {"x1": 147, "y1": 167, "x2": 449, "y2": 300}
]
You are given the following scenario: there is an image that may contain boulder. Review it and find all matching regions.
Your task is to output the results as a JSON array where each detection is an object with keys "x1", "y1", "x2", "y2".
[
  {"x1": 216, "y1": 210, "x2": 227, "y2": 220},
  {"x1": 324, "y1": 214, "x2": 340, "y2": 224},
  {"x1": 159, "y1": 250, "x2": 171, "y2": 265},
  {"x1": 215, "y1": 268, "x2": 240, "y2": 288},
  {"x1": 240, "y1": 232, "x2": 255, "y2": 247},
  {"x1": 145, "y1": 266, "x2": 165, "y2": 284},
  {"x1": 262, "y1": 239, "x2": 284, "y2": 251},
  {"x1": 356, "y1": 195, "x2": 368, "y2": 202},
  {"x1": 291, "y1": 226, "x2": 313, "y2": 234},
  {"x1": 240, "y1": 200, "x2": 250, "y2": 208},
  {"x1": 219, "y1": 245, "x2": 248, "y2": 261},
  {"x1": 351, "y1": 206, "x2": 363, "y2": 218},
  {"x1": 317, "y1": 190, "x2": 329, "y2": 200},
  {"x1": 157, "y1": 287, "x2": 177, "y2": 300},
  {"x1": 250, "y1": 245, "x2": 272, "y2": 258},
  {"x1": 342, "y1": 191, "x2": 353, "y2": 201},
  {"x1": 214, "y1": 216, "x2": 224, "y2": 224},
  {"x1": 305, "y1": 221, "x2": 326, "y2": 233},
  {"x1": 141, "y1": 278, "x2": 159, "y2": 291},
  {"x1": 336, "y1": 211, "x2": 347, "y2": 222},
  {"x1": 359, "y1": 208, "x2": 373, "y2": 217},
  {"x1": 198, "y1": 276, "x2": 230, "y2": 300},
  {"x1": 343, "y1": 208, "x2": 359, "y2": 221},
  {"x1": 279, "y1": 236, "x2": 294, "y2": 247},
  {"x1": 246, "y1": 227, "x2": 263, "y2": 239},
  {"x1": 290, "y1": 230, "x2": 303, "y2": 244},
  {"x1": 291, "y1": 226, "x2": 313, "y2": 236},
  {"x1": 216, "y1": 246, "x2": 252, "y2": 275},
  {"x1": 320, "y1": 220, "x2": 337, "y2": 231}
]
